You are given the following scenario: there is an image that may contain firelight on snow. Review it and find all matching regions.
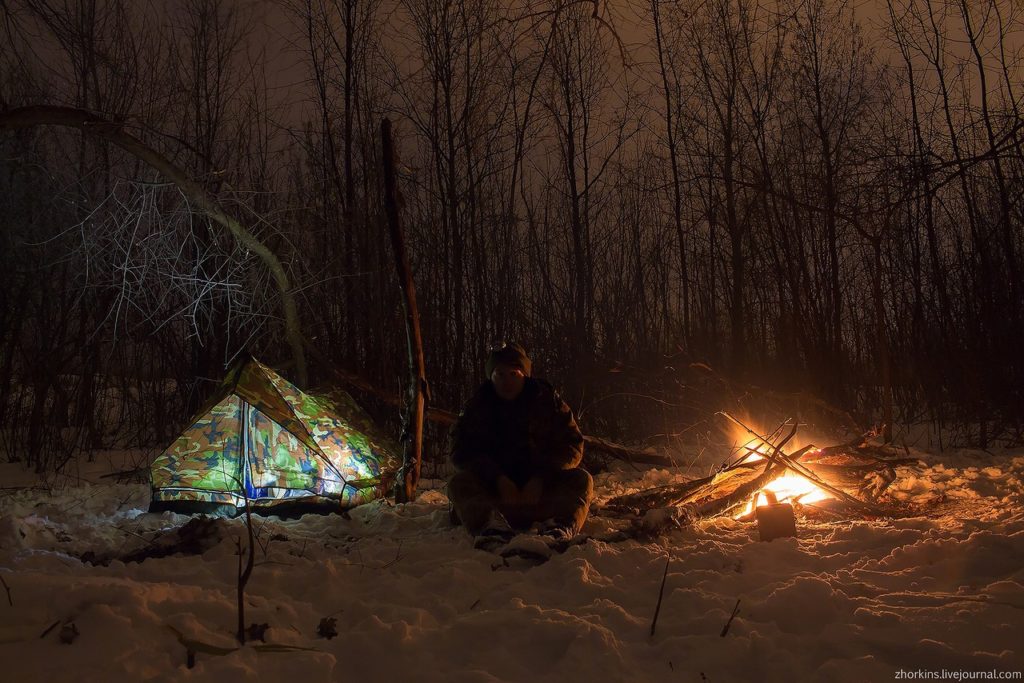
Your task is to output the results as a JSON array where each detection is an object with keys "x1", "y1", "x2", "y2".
[{"x1": 1, "y1": 443, "x2": 1023, "y2": 680}]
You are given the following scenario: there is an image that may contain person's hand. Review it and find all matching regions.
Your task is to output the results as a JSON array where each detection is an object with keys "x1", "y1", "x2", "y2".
[
  {"x1": 521, "y1": 477, "x2": 543, "y2": 506},
  {"x1": 496, "y1": 475, "x2": 520, "y2": 504}
]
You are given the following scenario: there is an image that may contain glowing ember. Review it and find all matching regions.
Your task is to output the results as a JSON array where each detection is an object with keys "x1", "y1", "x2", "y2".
[
  {"x1": 737, "y1": 473, "x2": 834, "y2": 517},
  {"x1": 766, "y1": 473, "x2": 830, "y2": 505}
]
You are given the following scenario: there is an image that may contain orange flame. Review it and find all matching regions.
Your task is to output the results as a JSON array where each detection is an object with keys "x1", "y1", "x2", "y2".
[
  {"x1": 727, "y1": 421, "x2": 833, "y2": 517},
  {"x1": 737, "y1": 473, "x2": 833, "y2": 516}
]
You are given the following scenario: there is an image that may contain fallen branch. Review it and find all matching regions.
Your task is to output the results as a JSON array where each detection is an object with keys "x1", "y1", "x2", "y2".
[
  {"x1": 98, "y1": 467, "x2": 147, "y2": 481},
  {"x1": 582, "y1": 435, "x2": 677, "y2": 467},
  {"x1": 693, "y1": 448, "x2": 814, "y2": 519},
  {"x1": 810, "y1": 431, "x2": 876, "y2": 458},
  {"x1": 0, "y1": 576, "x2": 11, "y2": 606},
  {"x1": 802, "y1": 460, "x2": 916, "y2": 498},
  {"x1": 309, "y1": 345, "x2": 678, "y2": 468},
  {"x1": 602, "y1": 475, "x2": 715, "y2": 514},
  {"x1": 306, "y1": 342, "x2": 456, "y2": 427},
  {"x1": 761, "y1": 419, "x2": 798, "y2": 475}
]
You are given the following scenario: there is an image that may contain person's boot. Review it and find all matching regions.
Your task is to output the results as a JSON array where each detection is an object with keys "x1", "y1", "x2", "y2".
[
  {"x1": 536, "y1": 517, "x2": 577, "y2": 542},
  {"x1": 473, "y1": 509, "x2": 516, "y2": 551}
]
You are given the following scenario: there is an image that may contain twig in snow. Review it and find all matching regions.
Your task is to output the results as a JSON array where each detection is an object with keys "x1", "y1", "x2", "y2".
[
  {"x1": 379, "y1": 540, "x2": 405, "y2": 569},
  {"x1": 720, "y1": 599, "x2": 741, "y2": 637},
  {"x1": 649, "y1": 556, "x2": 670, "y2": 637},
  {"x1": 59, "y1": 488, "x2": 106, "y2": 514},
  {"x1": 99, "y1": 467, "x2": 147, "y2": 481},
  {"x1": 39, "y1": 620, "x2": 60, "y2": 638},
  {"x1": 236, "y1": 492, "x2": 256, "y2": 645},
  {"x1": 115, "y1": 525, "x2": 159, "y2": 546},
  {"x1": 115, "y1": 492, "x2": 136, "y2": 511},
  {"x1": 0, "y1": 575, "x2": 12, "y2": 606}
]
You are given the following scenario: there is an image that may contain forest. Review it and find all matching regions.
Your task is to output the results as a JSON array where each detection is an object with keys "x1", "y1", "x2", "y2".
[{"x1": 1, "y1": 0, "x2": 1022, "y2": 473}]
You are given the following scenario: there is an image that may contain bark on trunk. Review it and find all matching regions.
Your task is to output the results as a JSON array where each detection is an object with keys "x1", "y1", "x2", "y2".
[{"x1": 382, "y1": 118, "x2": 428, "y2": 503}]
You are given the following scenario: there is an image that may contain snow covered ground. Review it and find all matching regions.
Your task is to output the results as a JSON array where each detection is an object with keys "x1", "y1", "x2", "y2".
[{"x1": 1, "y1": 446, "x2": 1023, "y2": 682}]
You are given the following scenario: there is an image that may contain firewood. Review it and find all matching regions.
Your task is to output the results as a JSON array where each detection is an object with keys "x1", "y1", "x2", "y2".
[
  {"x1": 689, "y1": 446, "x2": 816, "y2": 517},
  {"x1": 692, "y1": 461, "x2": 792, "y2": 519},
  {"x1": 602, "y1": 475, "x2": 716, "y2": 514},
  {"x1": 808, "y1": 431, "x2": 875, "y2": 458},
  {"x1": 582, "y1": 435, "x2": 678, "y2": 467},
  {"x1": 760, "y1": 445, "x2": 884, "y2": 514},
  {"x1": 602, "y1": 435, "x2": 914, "y2": 524},
  {"x1": 802, "y1": 460, "x2": 914, "y2": 493},
  {"x1": 719, "y1": 413, "x2": 885, "y2": 514}
]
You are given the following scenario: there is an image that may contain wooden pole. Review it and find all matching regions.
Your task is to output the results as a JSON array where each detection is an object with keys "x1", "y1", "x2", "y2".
[{"x1": 381, "y1": 118, "x2": 427, "y2": 503}]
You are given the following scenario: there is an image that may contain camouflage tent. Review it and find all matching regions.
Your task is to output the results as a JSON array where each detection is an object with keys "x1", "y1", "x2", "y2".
[{"x1": 150, "y1": 356, "x2": 400, "y2": 516}]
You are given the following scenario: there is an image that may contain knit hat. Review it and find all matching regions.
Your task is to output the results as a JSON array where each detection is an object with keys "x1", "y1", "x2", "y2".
[{"x1": 485, "y1": 342, "x2": 532, "y2": 378}]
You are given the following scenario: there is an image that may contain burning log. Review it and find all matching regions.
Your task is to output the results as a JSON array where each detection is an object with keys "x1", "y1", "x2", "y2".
[
  {"x1": 601, "y1": 475, "x2": 717, "y2": 515},
  {"x1": 602, "y1": 445, "x2": 815, "y2": 517},
  {"x1": 718, "y1": 414, "x2": 895, "y2": 515},
  {"x1": 691, "y1": 445, "x2": 818, "y2": 519},
  {"x1": 602, "y1": 414, "x2": 915, "y2": 523}
]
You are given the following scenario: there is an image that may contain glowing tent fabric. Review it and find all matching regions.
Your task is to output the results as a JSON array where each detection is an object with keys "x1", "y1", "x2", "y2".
[{"x1": 150, "y1": 357, "x2": 400, "y2": 515}]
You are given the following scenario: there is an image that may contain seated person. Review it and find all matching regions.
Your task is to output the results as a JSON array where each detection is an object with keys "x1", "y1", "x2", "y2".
[{"x1": 447, "y1": 342, "x2": 593, "y2": 541}]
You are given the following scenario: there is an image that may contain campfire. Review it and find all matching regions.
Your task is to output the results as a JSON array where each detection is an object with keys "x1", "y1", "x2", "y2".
[
  {"x1": 730, "y1": 438, "x2": 835, "y2": 518},
  {"x1": 600, "y1": 412, "x2": 921, "y2": 537},
  {"x1": 736, "y1": 473, "x2": 834, "y2": 517}
]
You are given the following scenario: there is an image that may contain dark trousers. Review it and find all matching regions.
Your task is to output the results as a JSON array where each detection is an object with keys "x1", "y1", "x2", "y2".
[{"x1": 447, "y1": 467, "x2": 594, "y2": 535}]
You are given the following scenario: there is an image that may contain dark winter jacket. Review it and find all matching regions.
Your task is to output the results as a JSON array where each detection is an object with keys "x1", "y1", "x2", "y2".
[{"x1": 450, "y1": 377, "x2": 585, "y2": 488}]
